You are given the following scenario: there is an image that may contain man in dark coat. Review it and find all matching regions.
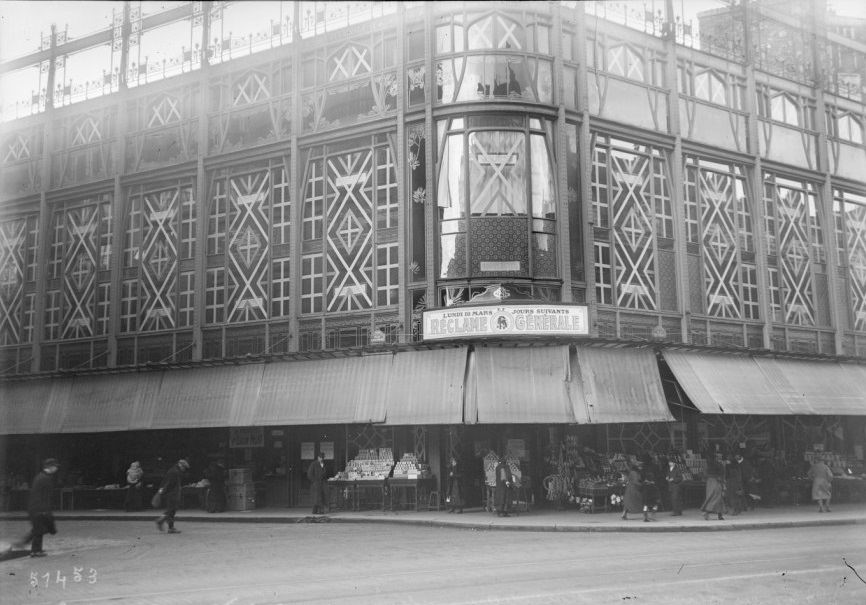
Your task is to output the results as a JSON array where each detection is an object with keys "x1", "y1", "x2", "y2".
[
  {"x1": 307, "y1": 452, "x2": 328, "y2": 514},
  {"x1": 155, "y1": 458, "x2": 189, "y2": 533},
  {"x1": 494, "y1": 457, "x2": 513, "y2": 517},
  {"x1": 17, "y1": 458, "x2": 59, "y2": 557},
  {"x1": 665, "y1": 459, "x2": 684, "y2": 516}
]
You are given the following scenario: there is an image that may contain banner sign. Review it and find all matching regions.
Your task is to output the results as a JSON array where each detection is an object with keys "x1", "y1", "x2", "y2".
[{"x1": 423, "y1": 304, "x2": 589, "y2": 340}]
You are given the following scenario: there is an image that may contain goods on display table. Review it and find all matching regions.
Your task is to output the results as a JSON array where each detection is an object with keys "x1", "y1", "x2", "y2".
[
  {"x1": 392, "y1": 453, "x2": 431, "y2": 478},
  {"x1": 334, "y1": 448, "x2": 394, "y2": 480}
]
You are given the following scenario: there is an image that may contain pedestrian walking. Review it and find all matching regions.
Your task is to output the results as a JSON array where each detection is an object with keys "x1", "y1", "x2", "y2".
[
  {"x1": 666, "y1": 459, "x2": 684, "y2": 516},
  {"x1": 620, "y1": 461, "x2": 643, "y2": 520},
  {"x1": 445, "y1": 457, "x2": 464, "y2": 514},
  {"x1": 124, "y1": 461, "x2": 144, "y2": 512},
  {"x1": 808, "y1": 459, "x2": 833, "y2": 513},
  {"x1": 701, "y1": 462, "x2": 726, "y2": 520},
  {"x1": 155, "y1": 458, "x2": 189, "y2": 533},
  {"x1": 17, "y1": 458, "x2": 60, "y2": 557},
  {"x1": 494, "y1": 456, "x2": 513, "y2": 517},
  {"x1": 307, "y1": 452, "x2": 328, "y2": 515}
]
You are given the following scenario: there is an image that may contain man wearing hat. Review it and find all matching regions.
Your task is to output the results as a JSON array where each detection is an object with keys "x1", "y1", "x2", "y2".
[
  {"x1": 306, "y1": 452, "x2": 328, "y2": 515},
  {"x1": 155, "y1": 458, "x2": 189, "y2": 533},
  {"x1": 18, "y1": 458, "x2": 59, "y2": 557}
]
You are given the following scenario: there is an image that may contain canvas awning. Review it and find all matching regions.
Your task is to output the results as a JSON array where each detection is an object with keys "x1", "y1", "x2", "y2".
[
  {"x1": 753, "y1": 357, "x2": 866, "y2": 415},
  {"x1": 383, "y1": 347, "x2": 467, "y2": 425},
  {"x1": 662, "y1": 350, "x2": 795, "y2": 415},
  {"x1": 62, "y1": 371, "x2": 163, "y2": 433},
  {"x1": 570, "y1": 346, "x2": 674, "y2": 423},
  {"x1": 149, "y1": 363, "x2": 265, "y2": 429},
  {"x1": 0, "y1": 378, "x2": 70, "y2": 435},
  {"x1": 465, "y1": 346, "x2": 575, "y2": 424},
  {"x1": 255, "y1": 354, "x2": 393, "y2": 425}
]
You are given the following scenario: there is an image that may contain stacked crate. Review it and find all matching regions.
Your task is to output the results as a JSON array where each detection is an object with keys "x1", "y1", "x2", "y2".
[{"x1": 227, "y1": 468, "x2": 255, "y2": 511}]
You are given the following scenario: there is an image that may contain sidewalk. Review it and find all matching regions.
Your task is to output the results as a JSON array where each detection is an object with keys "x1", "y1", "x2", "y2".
[{"x1": 3, "y1": 502, "x2": 865, "y2": 532}]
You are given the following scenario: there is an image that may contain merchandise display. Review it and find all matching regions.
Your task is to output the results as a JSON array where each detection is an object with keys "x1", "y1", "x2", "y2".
[
  {"x1": 391, "y1": 453, "x2": 430, "y2": 478},
  {"x1": 333, "y1": 448, "x2": 394, "y2": 481}
]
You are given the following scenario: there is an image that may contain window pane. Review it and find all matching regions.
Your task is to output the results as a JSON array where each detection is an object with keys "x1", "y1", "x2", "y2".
[
  {"x1": 468, "y1": 131, "x2": 526, "y2": 216},
  {"x1": 530, "y1": 134, "x2": 555, "y2": 219},
  {"x1": 437, "y1": 134, "x2": 466, "y2": 218}
]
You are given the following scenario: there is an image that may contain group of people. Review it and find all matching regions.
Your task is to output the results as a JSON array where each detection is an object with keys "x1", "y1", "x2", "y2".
[{"x1": 619, "y1": 451, "x2": 780, "y2": 522}]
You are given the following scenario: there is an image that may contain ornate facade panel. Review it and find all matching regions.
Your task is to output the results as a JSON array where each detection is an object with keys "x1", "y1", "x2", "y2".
[
  {"x1": 140, "y1": 189, "x2": 180, "y2": 331},
  {"x1": 0, "y1": 218, "x2": 27, "y2": 344},
  {"x1": 206, "y1": 159, "x2": 290, "y2": 326},
  {"x1": 835, "y1": 189, "x2": 866, "y2": 331},
  {"x1": 302, "y1": 137, "x2": 397, "y2": 315},
  {"x1": 764, "y1": 174, "x2": 820, "y2": 327},
  {"x1": 325, "y1": 149, "x2": 376, "y2": 311},
  {"x1": 59, "y1": 201, "x2": 107, "y2": 339},
  {"x1": 226, "y1": 171, "x2": 271, "y2": 322},
  {"x1": 127, "y1": 181, "x2": 196, "y2": 332},
  {"x1": 609, "y1": 146, "x2": 657, "y2": 310}
]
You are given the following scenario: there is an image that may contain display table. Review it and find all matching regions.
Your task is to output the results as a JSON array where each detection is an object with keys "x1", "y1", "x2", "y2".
[
  {"x1": 386, "y1": 477, "x2": 436, "y2": 511},
  {"x1": 577, "y1": 484, "x2": 612, "y2": 513},
  {"x1": 326, "y1": 479, "x2": 387, "y2": 512}
]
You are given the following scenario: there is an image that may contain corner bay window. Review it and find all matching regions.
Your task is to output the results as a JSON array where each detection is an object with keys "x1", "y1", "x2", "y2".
[{"x1": 437, "y1": 115, "x2": 557, "y2": 280}]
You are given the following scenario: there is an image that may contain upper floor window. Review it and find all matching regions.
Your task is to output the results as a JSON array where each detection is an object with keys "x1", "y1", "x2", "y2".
[
  {"x1": 837, "y1": 114, "x2": 863, "y2": 144},
  {"x1": 771, "y1": 93, "x2": 800, "y2": 127},
  {"x1": 606, "y1": 45, "x2": 645, "y2": 82}
]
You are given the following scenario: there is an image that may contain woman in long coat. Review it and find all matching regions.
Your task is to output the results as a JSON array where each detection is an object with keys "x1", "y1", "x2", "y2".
[
  {"x1": 701, "y1": 463, "x2": 726, "y2": 520},
  {"x1": 621, "y1": 462, "x2": 644, "y2": 520},
  {"x1": 808, "y1": 460, "x2": 833, "y2": 513},
  {"x1": 446, "y1": 457, "x2": 464, "y2": 514}
]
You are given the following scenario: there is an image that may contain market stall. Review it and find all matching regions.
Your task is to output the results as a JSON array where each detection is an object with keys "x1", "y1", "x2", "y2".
[{"x1": 327, "y1": 449, "x2": 435, "y2": 512}]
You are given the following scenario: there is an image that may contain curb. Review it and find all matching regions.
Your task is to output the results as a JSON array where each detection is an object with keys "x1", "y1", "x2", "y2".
[{"x1": 3, "y1": 512, "x2": 865, "y2": 533}]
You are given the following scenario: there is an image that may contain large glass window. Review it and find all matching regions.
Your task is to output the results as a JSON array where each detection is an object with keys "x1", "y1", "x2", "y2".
[{"x1": 436, "y1": 115, "x2": 557, "y2": 282}]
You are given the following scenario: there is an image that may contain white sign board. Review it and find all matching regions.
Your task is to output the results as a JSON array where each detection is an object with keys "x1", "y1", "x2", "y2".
[{"x1": 422, "y1": 304, "x2": 589, "y2": 340}]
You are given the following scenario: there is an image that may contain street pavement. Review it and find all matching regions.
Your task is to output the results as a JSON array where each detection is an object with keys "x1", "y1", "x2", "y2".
[{"x1": 1, "y1": 504, "x2": 865, "y2": 604}]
